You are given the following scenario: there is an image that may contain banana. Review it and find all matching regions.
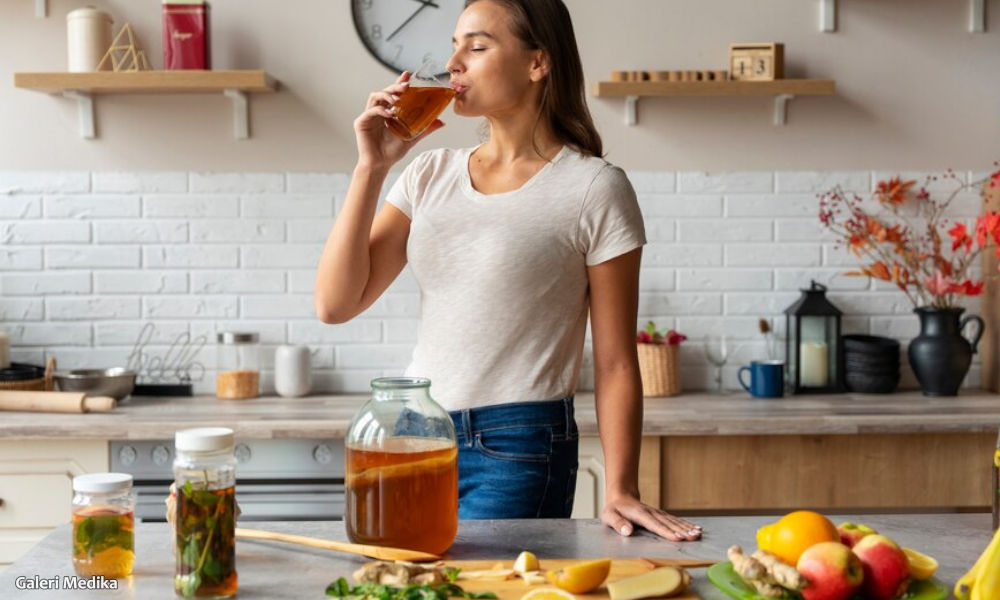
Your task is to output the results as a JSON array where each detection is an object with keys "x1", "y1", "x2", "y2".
[
  {"x1": 957, "y1": 526, "x2": 1000, "y2": 600},
  {"x1": 969, "y1": 525, "x2": 1000, "y2": 600}
]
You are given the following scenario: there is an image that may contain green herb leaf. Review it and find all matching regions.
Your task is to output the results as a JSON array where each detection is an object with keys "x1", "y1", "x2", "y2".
[
  {"x1": 444, "y1": 568, "x2": 461, "y2": 583},
  {"x1": 203, "y1": 557, "x2": 224, "y2": 584},
  {"x1": 182, "y1": 480, "x2": 194, "y2": 498}
]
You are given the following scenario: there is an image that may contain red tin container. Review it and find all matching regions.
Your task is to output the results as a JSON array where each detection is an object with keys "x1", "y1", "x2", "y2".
[{"x1": 162, "y1": 0, "x2": 210, "y2": 70}]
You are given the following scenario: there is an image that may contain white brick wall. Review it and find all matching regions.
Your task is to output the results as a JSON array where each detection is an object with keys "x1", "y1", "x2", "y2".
[{"x1": 0, "y1": 169, "x2": 985, "y2": 393}]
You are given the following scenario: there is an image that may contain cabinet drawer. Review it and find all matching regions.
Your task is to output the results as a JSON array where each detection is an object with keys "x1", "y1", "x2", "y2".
[{"x1": 0, "y1": 473, "x2": 71, "y2": 528}]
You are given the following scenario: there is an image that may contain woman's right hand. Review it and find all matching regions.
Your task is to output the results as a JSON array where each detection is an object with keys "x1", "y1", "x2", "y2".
[{"x1": 354, "y1": 71, "x2": 445, "y2": 171}]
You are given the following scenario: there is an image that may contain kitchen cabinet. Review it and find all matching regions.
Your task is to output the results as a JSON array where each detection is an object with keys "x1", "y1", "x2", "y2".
[
  {"x1": 660, "y1": 432, "x2": 996, "y2": 513},
  {"x1": 571, "y1": 437, "x2": 661, "y2": 519},
  {"x1": 0, "y1": 440, "x2": 108, "y2": 567}
]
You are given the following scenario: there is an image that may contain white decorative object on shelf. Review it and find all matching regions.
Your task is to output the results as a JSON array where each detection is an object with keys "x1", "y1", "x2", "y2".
[
  {"x1": 66, "y1": 7, "x2": 112, "y2": 71},
  {"x1": 274, "y1": 345, "x2": 311, "y2": 398}
]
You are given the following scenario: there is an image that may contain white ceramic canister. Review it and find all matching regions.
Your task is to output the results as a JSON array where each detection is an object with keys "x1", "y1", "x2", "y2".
[
  {"x1": 67, "y1": 7, "x2": 113, "y2": 72},
  {"x1": 274, "y1": 345, "x2": 311, "y2": 398}
]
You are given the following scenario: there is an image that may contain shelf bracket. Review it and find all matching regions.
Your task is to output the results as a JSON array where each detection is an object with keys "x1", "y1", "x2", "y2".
[
  {"x1": 820, "y1": 0, "x2": 836, "y2": 32},
  {"x1": 35, "y1": 0, "x2": 46, "y2": 18},
  {"x1": 63, "y1": 90, "x2": 95, "y2": 139},
  {"x1": 623, "y1": 95, "x2": 638, "y2": 126},
  {"x1": 971, "y1": 0, "x2": 986, "y2": 32},
  {"x1": 773, "y1": 94, "x2": 794, "y2": 126},
  {"x1": 223, "y1": 89, "x2": 249, "y2": 139}
]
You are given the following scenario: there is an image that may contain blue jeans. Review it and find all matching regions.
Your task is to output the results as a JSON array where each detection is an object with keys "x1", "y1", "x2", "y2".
[{"x1": 449, "y1": 397, "x2": 579, "y2": 519}]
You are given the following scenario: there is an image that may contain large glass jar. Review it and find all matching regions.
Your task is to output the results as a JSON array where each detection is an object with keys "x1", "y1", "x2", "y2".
[
  {"x1": 173, "y1": 427, "x2": 238, "y2": 598},
  {"x1": 71, "y1": 473, "x2": 135, "y2": 578},
  {"x1": 216, "y1": 332, "x2": 259, "y2": 399},
  {"x1": 345, "y1": 377, "x2": 458, "y2": 555}
]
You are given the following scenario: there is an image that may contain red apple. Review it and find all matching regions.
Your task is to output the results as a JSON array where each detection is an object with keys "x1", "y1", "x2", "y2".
[
  {"x1": 852, "y1": 534, "x2": 911, "y2": 600},
  {"x1": 837, "y1": 522, "x2": 878, "y2": 548},
  {"x1": 796, "y1": 541, "x2": 865, "y2": 600}
]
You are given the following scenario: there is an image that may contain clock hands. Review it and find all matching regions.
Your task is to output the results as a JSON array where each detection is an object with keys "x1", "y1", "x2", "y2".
[{"x1": 387, "y1": 0, "x2": 439, "y2": 42}]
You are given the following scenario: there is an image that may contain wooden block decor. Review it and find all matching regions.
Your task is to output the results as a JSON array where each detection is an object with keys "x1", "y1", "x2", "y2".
[
  {"x1": 729, "y1": 42, "x2": 784, "y2": 81},
  {"x1": 96, "y1": 23, "x2": 151, "y2": 72},
  {"x1": 982, "y1": 181, "x2": 1000, "y2": 391},
  {"x1": 609, "y1": 70, "x2": 731, "y2": 83}
]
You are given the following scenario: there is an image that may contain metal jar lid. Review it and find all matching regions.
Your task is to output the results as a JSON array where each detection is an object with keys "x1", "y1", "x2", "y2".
[{"x1": 217, "y1": 332, "x2": 258, "y2": 344}]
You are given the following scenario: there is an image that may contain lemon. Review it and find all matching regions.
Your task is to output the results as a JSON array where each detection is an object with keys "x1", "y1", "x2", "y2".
[
  {"x1": 514, "y1": 551, "x2": 540, "y2": 574},
  {"x1": 546, "y1": 559, "x2": 612, "y2": 594},
  {"x1": 521, "y1": 589, "x2": 576, "y2": 600},
  {"x1": 902, "y1": 547, "x2": 939, "y2": 580}
]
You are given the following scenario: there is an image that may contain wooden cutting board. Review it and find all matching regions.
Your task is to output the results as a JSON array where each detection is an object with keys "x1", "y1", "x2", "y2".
[{"x1": 444, "y1": 558, "x2": 714, "y2": 600}]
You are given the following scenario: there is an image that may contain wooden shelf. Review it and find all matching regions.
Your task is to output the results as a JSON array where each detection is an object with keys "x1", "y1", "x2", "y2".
[
  {"x1": 592, "y1": 79, "x2": 836, "y2": 126},
  {"x1": 13, "y1": 70, "x2": 278, "y2": 139}
]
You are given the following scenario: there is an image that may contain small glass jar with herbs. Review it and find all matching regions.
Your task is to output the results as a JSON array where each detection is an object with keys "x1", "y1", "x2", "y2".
[
  {"x1": 72, "y1": 472, "x2": 135, "y2": 578},
  {"x1": 173, "y1": 427, "x2": 238, "y2": 598}
]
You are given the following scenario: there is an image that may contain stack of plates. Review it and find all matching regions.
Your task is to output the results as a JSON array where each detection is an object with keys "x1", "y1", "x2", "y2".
[{"x1": 843, "y1": 334, "x2": 900, "y2": 394}]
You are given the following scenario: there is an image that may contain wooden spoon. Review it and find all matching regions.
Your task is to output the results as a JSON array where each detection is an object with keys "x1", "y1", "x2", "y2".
[{"x1": 235, "y1": 528, "x2": 441, "y2": 562}]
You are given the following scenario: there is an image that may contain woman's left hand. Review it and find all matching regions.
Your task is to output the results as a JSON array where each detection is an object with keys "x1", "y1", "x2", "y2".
[{"x1": 601, "y1": 493, "x2": 703, "y2": 541}]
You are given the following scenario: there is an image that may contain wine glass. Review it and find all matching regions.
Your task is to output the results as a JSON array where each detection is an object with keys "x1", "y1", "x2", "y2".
[{"x1": 703, "y1": 335, "x2": 729, "y2": 393}]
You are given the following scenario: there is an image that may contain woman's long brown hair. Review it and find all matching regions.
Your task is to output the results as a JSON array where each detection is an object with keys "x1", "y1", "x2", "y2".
[{"x1": 465, "y1": 0, "x2": 603, "y2": 158}]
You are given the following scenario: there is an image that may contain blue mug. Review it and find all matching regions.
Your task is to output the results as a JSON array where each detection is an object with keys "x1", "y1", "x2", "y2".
[{"x1": 738, "y1": 360, "x2": 785, "y2": 398}]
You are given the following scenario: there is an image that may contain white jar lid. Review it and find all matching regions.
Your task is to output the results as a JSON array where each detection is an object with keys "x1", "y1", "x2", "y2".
[
  {"x1": 175, "y1": 427, "x2": 235, "y2": 452},
  {"x1": 73, "y1": 472, "x2": 132, "y2": 493}
]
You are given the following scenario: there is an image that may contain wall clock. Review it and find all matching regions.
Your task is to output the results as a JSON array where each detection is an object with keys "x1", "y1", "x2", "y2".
[{"x1": 351, "y1": 0, "x2": 466, "y2": 77}]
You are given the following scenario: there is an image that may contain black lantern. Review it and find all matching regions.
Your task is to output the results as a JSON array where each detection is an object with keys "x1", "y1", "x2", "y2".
[{"x1": 784, "y1": 281, "x2": 844, "y2": 393}]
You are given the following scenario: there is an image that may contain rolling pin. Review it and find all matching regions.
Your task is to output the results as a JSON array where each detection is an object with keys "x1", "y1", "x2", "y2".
[{"x1": 0, "y1": 391, "x2": 115, "y2": 413}]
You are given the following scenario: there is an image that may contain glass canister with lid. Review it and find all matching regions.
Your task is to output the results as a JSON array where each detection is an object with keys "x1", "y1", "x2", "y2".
[
  {"x1": 345, "y1": 377, "x2": 458, "y2": 555},
  {"x1": 173, "y1": 427, "x2": 238, "y2": 598},
  {"x1": 71, "y1": 473, "x2": 135, "y2": 578},
  {"x1": 216, "y1": 332, "x2": 259, "y2": 399}
]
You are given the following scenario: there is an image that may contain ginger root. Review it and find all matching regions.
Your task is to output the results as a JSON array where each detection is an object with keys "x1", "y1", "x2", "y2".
[
  {"x1": 751, "y1": 550, "x2": 807, "y2": 591},
  {"x1": 353, "y1": 561, "x2": 449, "y2": 585},
  {"x1": 727, "y1": 546, "x2": 785, "y2": 598}
]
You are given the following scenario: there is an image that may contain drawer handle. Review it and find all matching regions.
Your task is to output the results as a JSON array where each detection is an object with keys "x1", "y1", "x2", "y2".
[{"x1": 0, "y1": 498, "x2": 4, "y2": 508}]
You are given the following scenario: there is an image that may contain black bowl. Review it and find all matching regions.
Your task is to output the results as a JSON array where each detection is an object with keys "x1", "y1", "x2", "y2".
[
  {"x1": 845, "y1": 356, "x2": 900, "y2": 370},
  {"x1": 845, "y1": 370, "x2": 900, "y2": 394},
  {"x1": 845, "y1": 354, "x2": 900, "y2": 367},
  {"x1": 842, "y1": 335, "x2": 901, "y2": 356}
]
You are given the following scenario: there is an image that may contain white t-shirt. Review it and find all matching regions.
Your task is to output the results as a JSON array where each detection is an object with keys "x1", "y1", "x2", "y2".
[{"x1": 385, "y1": 145, "x2": 646, "y2": 411}]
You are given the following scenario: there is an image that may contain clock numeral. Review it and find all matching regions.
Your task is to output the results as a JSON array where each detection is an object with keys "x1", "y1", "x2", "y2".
[
  {"x1": 393, "y1": 44, "x2": 404, "y2": 63},
  {"x1": 370, "y1": 24, "x2": 382, "y2": 40},
  {"x1": 360, "y1": 0, "x2": 372, "y2": 9}
]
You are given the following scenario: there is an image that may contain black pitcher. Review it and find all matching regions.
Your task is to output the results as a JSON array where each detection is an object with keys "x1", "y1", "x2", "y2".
[{"x1": 908, "y1": 307, "x2": 984, "y2": 396}]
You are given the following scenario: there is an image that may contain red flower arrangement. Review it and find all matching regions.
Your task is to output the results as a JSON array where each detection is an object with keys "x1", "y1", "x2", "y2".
[
  {"x1": 818, "y1": 166, "x2": 1000, "y2": 309},
  {"x1": 636, "y1": 321, "x2": 687, "y2": 345}
]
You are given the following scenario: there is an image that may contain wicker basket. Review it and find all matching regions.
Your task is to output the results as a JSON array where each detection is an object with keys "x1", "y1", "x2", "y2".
[
  {"x1": 637, "y1": 343, "x2": 680, "y2": 397},
  {"x1": 0, "y1": 357, "x2": 55, "y2": 392}
]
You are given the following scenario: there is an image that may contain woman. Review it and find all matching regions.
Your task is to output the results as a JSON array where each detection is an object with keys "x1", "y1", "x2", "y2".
[{"x1": 316, "y1": 0, "x2": 701, "y2": 542}]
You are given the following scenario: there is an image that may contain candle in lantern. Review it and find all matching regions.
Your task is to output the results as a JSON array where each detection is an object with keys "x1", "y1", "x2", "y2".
[{"x1": 799, "y1": 341, "x2": 828, "y2": 387}]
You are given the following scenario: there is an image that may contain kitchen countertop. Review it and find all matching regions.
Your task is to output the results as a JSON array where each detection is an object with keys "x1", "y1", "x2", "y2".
[
  {"x1": 0, "y1": 514, "x2": 991, "y2": 599},
  {"x1": 0, "y1": 390, "x2": 997, "y2": 440}
]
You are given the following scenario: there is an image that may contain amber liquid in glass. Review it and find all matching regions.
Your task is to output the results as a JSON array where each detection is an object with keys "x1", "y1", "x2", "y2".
[
  {"x1": 72, "y1": 506, "x2": 135, "y2": 578},
  {"x1": 175, "y1": 486, "x2": 238, "y2": 598},
  {"x1": 346, "y1": 437, "x2": 458, "y2": 555},
  {"x1": 386, "y1": 86, "x2": 456, "y2": 140}
]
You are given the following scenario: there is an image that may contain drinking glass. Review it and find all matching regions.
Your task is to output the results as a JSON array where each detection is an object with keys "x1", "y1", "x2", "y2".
[
  {"x1": 704, "y1": 335, "x2": 730, "y2": 393},
  {"x1": 386, "y1": 61, "x2": 455, "y2": 140}
]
